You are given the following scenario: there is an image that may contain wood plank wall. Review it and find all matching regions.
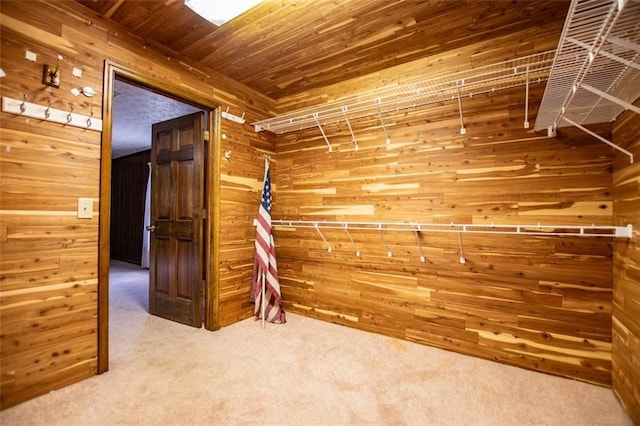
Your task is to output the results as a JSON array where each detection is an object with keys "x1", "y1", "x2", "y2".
[
  {"x1": 0, "y1": 1, "x2": 275, "y2": 408},
  {"x1": 269, "y1": 16, "x2": 620, "y2": 387},
  {"x1": 612, "y1": 105, "x2": 640, "y2": 423},
  {"x1": 273, "y1": 78, "x2": 616, "y2": 385},
  {"x1": 110, "y1": 150, "x2": 150, "y2": 265}
]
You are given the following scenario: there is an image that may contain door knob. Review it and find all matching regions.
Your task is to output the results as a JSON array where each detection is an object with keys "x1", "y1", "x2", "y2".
[{"x1": 146, "y1": 225, "x2": 156, "y2": 232}]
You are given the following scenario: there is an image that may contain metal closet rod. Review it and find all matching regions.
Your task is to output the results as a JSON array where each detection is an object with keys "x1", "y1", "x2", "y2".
[{"x1": 270, "y1": 220, "x2": 633, "y2": 238}]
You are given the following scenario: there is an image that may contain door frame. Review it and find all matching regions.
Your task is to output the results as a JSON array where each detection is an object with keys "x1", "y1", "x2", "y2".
[{"x1": 99, "y1": 61, "x2": 222, "y2": 373}]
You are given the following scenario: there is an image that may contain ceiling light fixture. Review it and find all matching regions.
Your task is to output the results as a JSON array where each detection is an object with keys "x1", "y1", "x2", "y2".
[{"x1": 184, "y1": 0, "x2": 263, "y2": 26}]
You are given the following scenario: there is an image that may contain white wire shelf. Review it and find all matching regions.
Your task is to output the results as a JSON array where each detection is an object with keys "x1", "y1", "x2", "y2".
[
  {"x1": 534, "y1": 0, "x2": 640, "y2": 162},
  {"x1": 271, "y1": 220, "x2": 632, "y2": 238},
  {"x1": 253, "y1": 51, "x2": 556, "y2": 135}
]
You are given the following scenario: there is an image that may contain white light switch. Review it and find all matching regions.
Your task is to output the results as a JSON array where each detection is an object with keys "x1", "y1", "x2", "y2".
[
  {"x1": 77, "y1": 198, "x2": 93, "y2": 219},
  {"x1": 25, "y1": 50, "x2": 37, "y2": 62},
  {"x1": 72, "y1": 67, "x2": 82, "y2": 78}
]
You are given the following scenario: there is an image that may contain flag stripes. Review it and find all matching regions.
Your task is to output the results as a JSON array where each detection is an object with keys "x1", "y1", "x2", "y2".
[{"x1": 251, "y1": 160, "x2": 286, "y2": 324}]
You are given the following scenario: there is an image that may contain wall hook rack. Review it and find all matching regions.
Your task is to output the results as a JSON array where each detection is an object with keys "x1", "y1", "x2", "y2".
[
  {"x1": 221, "y1": 106, "x2": 246, "y2": 124},
  {"x1": 2, "y1": 96, "x2": 102, "y2": 131}
]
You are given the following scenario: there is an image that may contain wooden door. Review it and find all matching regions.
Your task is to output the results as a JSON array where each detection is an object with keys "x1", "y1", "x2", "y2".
[{"x1": 148, "y1": 112, "x2": 204, "y2": 327}]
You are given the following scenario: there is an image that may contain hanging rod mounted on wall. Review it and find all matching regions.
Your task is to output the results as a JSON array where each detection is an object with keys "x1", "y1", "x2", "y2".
[
  {"x1": 252, "y1": 51, "x2": 556, "y2": 135},
  {"x1": 271, "y1": 220, "x2": 633, "y2": 238}
]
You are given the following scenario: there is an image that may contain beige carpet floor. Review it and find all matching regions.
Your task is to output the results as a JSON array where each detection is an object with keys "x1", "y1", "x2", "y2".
[{"x1": 1, "y1": 260, "x2": 632, "y2": 425}]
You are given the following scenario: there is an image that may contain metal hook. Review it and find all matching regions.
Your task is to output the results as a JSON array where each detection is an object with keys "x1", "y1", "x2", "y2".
[
  {"x1": 67, "y1": 106, "x2": 74, "y2": 123},
  {"x1": 20, "y1": 94, "x2": 27, "y2": 113},
  {"x1": 44, "y1": 100, "x2": 51, "y2": 119},
  {"x1": 86, "y1": 110, "x2": 94, "y2": 128}
]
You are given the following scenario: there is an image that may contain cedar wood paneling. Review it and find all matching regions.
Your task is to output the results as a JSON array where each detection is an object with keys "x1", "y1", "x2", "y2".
[
  {"x1": 0, "y1": 1, "x2": 275, "y2": 408},
  {"x1": 270, "y1": 14, "x2": 619, "y2": 387},
  {"x1": 0, "y1": 0, "x2": 637, "y2": 415},
  {"x1": 612, "y1": 104, "x2": 640, "y2": 424},
  {"x1": 273, "y1": 82, "x2": 616, "y2": 386}
]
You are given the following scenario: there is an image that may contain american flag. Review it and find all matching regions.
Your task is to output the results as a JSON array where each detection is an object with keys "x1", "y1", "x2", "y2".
[{"x1": 251, "y1": 160, "x2": 286, "y2": 324}]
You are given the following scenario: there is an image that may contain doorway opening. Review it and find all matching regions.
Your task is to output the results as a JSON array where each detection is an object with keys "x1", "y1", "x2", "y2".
[{"x1": 99, "y1": 62, "x2": 220, "y2": 373}]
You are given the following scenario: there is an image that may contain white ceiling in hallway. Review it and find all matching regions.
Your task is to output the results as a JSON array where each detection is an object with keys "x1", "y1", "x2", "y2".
[{"x1": 112, "y1": 79, "x2": 203, "y2": 158}]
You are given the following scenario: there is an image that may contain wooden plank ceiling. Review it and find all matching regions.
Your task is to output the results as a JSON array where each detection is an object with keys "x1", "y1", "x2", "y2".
[{"x1": 77, "y1": 0, "x2": 570, "y2": 99}]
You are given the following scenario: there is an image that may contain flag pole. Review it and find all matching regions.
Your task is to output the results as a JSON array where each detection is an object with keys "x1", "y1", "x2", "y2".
[
  {"x1": 261, "y1": 270, "x2": 266, "y2": 329},
  {"x1": 261, "y1": 155, "x2": 269, "y2": 330}
]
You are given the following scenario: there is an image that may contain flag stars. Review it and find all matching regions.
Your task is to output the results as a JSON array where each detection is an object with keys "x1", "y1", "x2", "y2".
[{"x1": 262, "y1": 172, "x2": 273, "y2": 212}]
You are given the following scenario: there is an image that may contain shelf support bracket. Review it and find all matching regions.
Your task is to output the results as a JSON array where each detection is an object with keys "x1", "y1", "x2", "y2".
[
  {"x1": 341, "y1": 106, "x2": 359, "y2": 151},
  {"x1": 457, "y1": 231, "x2": 466, "y2": 264},
  {"x1": 456, "y1": 81, "x2": 466, "y2": 135},
  {"x1": 342, "y1": 223, "x2": 361, "y2": 257},
  {"x1": 562, "y1": 116, "x2": 633, "y2": 163},
  {"x1": 566, "y1": 37, "x2": 640, "y2": 71},
  {"x1": 375, "y1": 99, "x2": 391, "y2": 144},
  {"x1": 313, "y1": 113, "x2": 333, "y2": 152},
  {"x1": 378, "y1": 225, "x2": 392, "y2": 257},
  {"x1": 314, "y1": 222, "x2": 332, "y2": 252},
  {"x1": 414, "y1": 225, "x2": 426, "y2": 263},
  {"x1": 607, "y1": 35, "x2": 640, "y2": 54},
  {"x1": 524, "y1": 65, "x2": 530, "y2": 129},
  {"x1": 580, "y1": 83, "x2": 640, "y2": 115}
]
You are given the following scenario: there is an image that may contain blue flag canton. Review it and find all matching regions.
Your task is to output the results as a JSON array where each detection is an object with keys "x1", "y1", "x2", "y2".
[{"x1": 262, "y1": 170, "x2": 272, "y2": 213}]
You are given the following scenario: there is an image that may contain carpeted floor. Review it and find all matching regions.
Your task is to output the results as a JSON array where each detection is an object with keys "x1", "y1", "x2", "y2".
[{"x1": 0, "y1": 260, "x2": 632, "y2": 425}]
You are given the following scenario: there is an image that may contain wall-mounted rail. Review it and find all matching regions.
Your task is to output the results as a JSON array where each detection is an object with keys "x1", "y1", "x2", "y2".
[
  {"x1": 253, "y1": 51, "x2": 555, "y2": 137},
  {"x1": 272, "y1": 220, "x2": 633, "y2": 238},
  {"x1": 534, "y1": 0, "x2": 640, "y2": 163}
]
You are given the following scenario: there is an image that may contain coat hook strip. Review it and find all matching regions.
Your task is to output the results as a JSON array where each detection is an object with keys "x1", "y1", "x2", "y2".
[
  {"x1": 342, "y1": 223, "x2": 360, "y2": 257},
  {"x1": 313, "y1": 113, "x2": 332, "y2": 152},
  {"x1": 375, "y1": 99, "x2": 391, "y2": 144},
  {"x1": 341, "y1": 106, "x2": 359, "y2": 151},
  {"x1": 1, "y1": 96, "x2": 102, "y2": 131},
  {"x1": 378, "y1": 225, "x2": 392, "y2": 257},
  {"x1": 314, "y1": 223, "x2": 332, "y2": 252}
]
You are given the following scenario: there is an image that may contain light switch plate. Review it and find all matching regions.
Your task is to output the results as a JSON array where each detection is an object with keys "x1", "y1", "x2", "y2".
[
  {"x1": 25, "y1": 50, "x2": 37, "y2": 62},
  {"x1": 77, "y1": 198, "x2": 93, "y2": 219}
]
